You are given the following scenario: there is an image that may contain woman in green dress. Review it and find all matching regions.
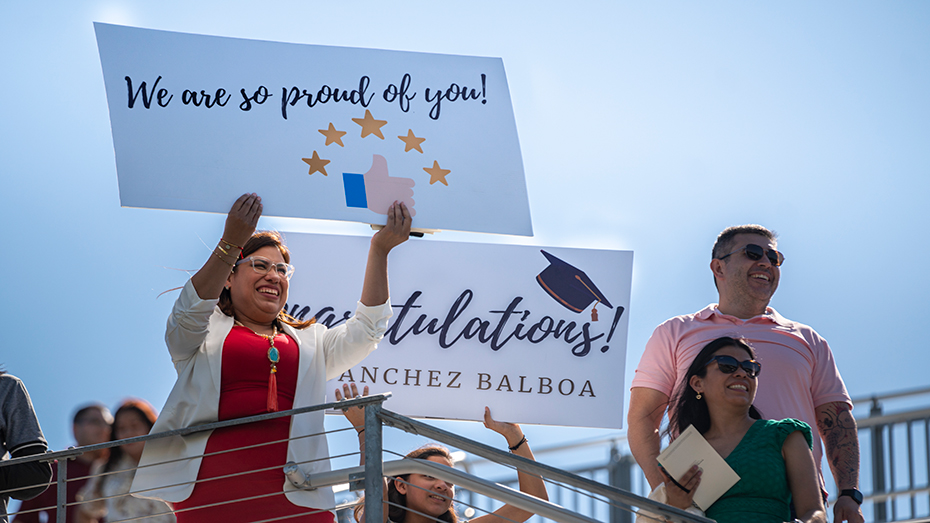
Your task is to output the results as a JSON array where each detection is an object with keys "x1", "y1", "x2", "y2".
[{"x1": 662, "y1": 337, "x2": 826, "y2": 523}]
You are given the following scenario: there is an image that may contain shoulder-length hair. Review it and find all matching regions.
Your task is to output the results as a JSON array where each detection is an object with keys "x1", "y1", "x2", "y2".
[
  {"x1": 101, "y1": 399, "x2": 157, "y2": 474},
  {"x1": 354, "y1": 445, "x2": 459, "y2": 523},
  {"x1": 217, "y1": 231, "x2": 315, "y2": 330},
  {"x1": 665, "y1": 336, "x2": 763, "y2": 438}
]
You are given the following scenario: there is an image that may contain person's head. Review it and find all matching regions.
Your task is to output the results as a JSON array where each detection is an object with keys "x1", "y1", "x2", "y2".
[
  {"x1": 72, "y1": 403, "x2": 113, "y2": 447},
  {"x1": 710, "y1": 225, "x2": 781, "y2": 315},
  {"x1": 219, "y1": 231, "x2": 309, "y2": 328},
  {"x1": 666, "y1": 337, "x2": 762, "y2": 437},
  {"x1": 107, "y1": 399, "x2": 157, "y2": 466},
  {"x1": 356, "y1": 445, "x2": 459, "y2": 523}
]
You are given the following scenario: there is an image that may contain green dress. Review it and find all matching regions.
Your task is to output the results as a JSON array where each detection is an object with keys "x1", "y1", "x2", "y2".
[{"x1": 705, "y1": 418, "x2": 813, "y2": 523}]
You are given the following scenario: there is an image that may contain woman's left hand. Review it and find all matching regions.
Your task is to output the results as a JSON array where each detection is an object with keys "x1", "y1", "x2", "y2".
[
  {"x1": 334, "y1": 383, "x2": 368, "y2": 431},
  {"x1": 483, "y1": 406, "x2": 524, "y2": 448},
  {"x1": 371, "y1": 201, "x2": 412, "y2": 256}
]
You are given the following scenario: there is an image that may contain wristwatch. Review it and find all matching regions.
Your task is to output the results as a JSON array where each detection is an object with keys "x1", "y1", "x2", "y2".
[{"x1": 840, "y1": 488, "x2": 863, "y2": 505}]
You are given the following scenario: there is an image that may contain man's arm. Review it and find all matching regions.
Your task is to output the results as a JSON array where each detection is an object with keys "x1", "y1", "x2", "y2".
[
  {"x1": 815, "y1": 401, "x2": 863, "y2": 523},
  {"x1": 627, "y1": 387, "x2": 670, "y2": 490},
  {"x1": 0, "y1": 444, "x2": 52, "y2": 501}
]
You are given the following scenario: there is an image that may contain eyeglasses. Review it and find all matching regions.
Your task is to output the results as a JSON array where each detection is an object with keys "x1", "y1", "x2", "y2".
[
  {"x1": 718, "y1": 243, "x2": 785, "y2": 267},
  {"x1": 235, "y1": 256, "x2": 295, "y2": 280},
  {"x1": 705, "y1": 355, "x2": 762, "y2": 378}
]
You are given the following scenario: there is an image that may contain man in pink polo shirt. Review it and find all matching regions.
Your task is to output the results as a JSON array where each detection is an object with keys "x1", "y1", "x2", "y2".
[{"x1": 628, "y1": 224, "x2": 863, "y2": 523}]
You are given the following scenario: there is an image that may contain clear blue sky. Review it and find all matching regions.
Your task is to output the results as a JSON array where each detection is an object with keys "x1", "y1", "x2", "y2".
[{"x1": 2, "y1": 1, "x2": 929, "y2": 470}]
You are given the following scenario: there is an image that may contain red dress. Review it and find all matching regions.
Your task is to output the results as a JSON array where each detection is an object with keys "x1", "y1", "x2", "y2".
[{"x1": 174, "y1": 326, "x2": 334, "y2": 523}]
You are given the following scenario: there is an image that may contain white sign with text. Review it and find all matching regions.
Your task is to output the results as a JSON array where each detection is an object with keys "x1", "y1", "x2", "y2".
[
  {"x1": 284, "y1": 233, "x2": 632, "y2": 429},
  {"x1": 95, "y1": 23, "x2": 532, "y2": 236}
]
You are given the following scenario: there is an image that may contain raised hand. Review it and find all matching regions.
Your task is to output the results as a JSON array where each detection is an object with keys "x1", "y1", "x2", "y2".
[
  {"x1": 371, "y1": 201, "x2": 412, "y2": 256},
  {"x1": 191, "y1": 193, "x2": 262, "y2": 300},
  {"x1": 479, "y1": 407, "x2": 550, "y2": 522},
  {"x1": 483, "y1": 407, "x2": 525, "y2": 449},
  {"x1": 223, "y1": 193, "x2": 262, "y2": 247},
  {"x1": 334, "y1": 383, "x2": 368, "y2": 431}
]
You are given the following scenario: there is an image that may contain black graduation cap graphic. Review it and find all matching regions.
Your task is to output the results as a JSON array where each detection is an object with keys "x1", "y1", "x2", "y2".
[{"x1": 536, "y1": 250, "x2": 613, "y2": 321}]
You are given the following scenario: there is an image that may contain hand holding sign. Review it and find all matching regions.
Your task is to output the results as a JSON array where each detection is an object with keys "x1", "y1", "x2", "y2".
[
  {"x1": 483, "y1": 406, "x2": 525, "y2": 448},
  {"x1": 223, "y1": 193, "x2": 263, "y2": 247}
]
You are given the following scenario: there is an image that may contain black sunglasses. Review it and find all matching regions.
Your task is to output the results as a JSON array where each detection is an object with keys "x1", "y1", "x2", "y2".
[
  {"x1": 718, "y1": 243, "x2": 785, "y2": 267},
  {"x1": 705, "y1": 355, "x2": 762, "y2": 378}
]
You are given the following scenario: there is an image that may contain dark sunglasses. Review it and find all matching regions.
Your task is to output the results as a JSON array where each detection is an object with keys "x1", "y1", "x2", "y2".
[
  {"x1": 705, "y1": 355, "x2": 762, "y2": 378},
  {"x1": 718, "y1": 243, "x2": 785, "y2": 267}
]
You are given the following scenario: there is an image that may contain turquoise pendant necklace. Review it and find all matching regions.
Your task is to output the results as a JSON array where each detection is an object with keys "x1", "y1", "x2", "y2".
[
  {"x1": 235, "y1": 320, "x2": 281, "y2": 412},
  {"x1": 234, "y1": 320, "x2": 280, "y2": 368}
]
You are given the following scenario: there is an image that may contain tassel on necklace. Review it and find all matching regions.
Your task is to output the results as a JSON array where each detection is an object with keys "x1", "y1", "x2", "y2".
[
  {"x1": 235, "y1": 320, "x2": 281, "y2": 412},
  {"x1": 267, "y1": 367, "x2": 279, "y2": 412}
]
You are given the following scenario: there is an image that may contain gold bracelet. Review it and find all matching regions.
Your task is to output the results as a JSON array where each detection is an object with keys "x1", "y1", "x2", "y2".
[
  {"x1": 216, "y1": 244, "x2": 230, "y2": 256},
  {"x1": 212, "y1": 248, "x2": 235, "y2": 267},
  {"x1": 220, "y1": 238, "x2": 243, "y2": 251}
]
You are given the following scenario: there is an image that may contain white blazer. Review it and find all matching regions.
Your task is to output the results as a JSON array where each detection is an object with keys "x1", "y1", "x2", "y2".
[{"x1": 132, "y1": 279, "x2": 391, "y2": 510}]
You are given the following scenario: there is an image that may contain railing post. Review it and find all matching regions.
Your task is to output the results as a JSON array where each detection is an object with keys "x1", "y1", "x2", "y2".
[
  {"x1": 907, "y1": 420, "x2": 916, "y2": 518},
  {"x1": 871, "y1": 397, "x2": 887, "y2": 522},
  {"x1": 56, "y1": 457, "x2": 68, "y2": 523},
  {"x1": 925, "y1": 417, "x2": 930, "y2": 519},
  {"x1": 608, "y1": 445, "x2": 635, "y2": 523},
  {"x1": 364, "y1": 402, "x2": 384, "y2": 523}
]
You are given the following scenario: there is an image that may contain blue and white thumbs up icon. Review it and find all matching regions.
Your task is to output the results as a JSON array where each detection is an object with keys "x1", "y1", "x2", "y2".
[{"x1": 343, "y1": 154, "x2": 417, "y2": 216}]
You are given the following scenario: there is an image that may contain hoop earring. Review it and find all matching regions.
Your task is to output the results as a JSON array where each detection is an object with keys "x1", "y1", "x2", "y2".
[{"x1": 696, "y1": 393, "x2": 702, "y2": 400}]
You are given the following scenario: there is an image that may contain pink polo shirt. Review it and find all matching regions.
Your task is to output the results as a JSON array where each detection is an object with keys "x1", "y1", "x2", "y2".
[{"x1": 632, "y1": 304, "x2": 851, "y2": 475}]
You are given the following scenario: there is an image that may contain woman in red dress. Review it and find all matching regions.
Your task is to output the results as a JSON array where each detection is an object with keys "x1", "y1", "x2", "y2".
[{"x1": 131, "y1": 193, "x2": 411, "y2": 522}]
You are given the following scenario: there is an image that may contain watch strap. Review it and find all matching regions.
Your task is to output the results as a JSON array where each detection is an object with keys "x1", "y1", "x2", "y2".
[{"x1": 840, "y1": 488, "x2": 863, "y2": 505}]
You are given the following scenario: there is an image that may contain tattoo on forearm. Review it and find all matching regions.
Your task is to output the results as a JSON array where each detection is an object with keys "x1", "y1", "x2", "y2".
[{"x1": 817, "y1": 403, "x2": 860, "y2": 488}]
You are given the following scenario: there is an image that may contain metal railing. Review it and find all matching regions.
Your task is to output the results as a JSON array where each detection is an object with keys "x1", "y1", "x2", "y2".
[
  {"x1": 2, "y1": 394, "x2": 710, "y2": 523},
  {"x1": 458, "y1": 434, "x2": 639, "y2": 523},
  {"x1": 7, "y1": 387, "x2": 929, "y2": 522},
  {"x1": 459, "y1": 387, "x2": 930, "y2": 523},
  {"x1": 851, "y1": 386, "x2": 930, "y2": 522}
]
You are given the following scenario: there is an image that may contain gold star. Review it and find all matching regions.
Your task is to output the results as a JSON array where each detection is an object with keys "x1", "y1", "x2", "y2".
[
  {"x1": 423, "y1": 160, "x2": 451, "y2": 186},
  {"x1": 398, "y1": 129, "x2": 426, "y2": 153},
  {"x1": 318, "y1": 123, "x2": 347, "y2": 147},
  {"x1": 301, "y1": 151, "x2": 330, "y2": 176},
  {"x1": 352, "y1": 109, "x2": 387, "y2": 139}
]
